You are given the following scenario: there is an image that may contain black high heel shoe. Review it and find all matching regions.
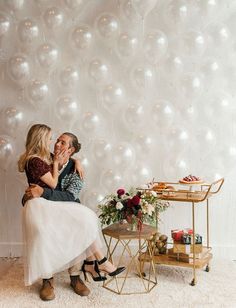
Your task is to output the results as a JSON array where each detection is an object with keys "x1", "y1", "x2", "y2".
[
  {"x1": 81, "y1": 260, "x2": 107, "y2": 282},
  {"x1": 97, "y1": 257, "x2": 125, "y2": 277}
]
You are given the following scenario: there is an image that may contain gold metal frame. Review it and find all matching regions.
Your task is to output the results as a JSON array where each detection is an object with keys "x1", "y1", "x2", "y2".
[{"x1": 102, "y1": 224, "x2": 157, "y2": 295}]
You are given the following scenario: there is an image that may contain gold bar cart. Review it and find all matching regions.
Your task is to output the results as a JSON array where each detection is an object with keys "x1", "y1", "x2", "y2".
[{"x1": 139, "y1": 178, "x2": 224, "y2": 286}]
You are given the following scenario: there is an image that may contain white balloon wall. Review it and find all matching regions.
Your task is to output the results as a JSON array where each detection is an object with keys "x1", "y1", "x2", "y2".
[{"x1": 1, "y1": 0, "x2": 236, "y2": 258}]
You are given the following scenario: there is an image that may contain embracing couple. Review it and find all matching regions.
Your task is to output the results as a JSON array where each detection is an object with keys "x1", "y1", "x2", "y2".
[{"x1": 18, "y1": 124, "x2": 125, "y2": 301}]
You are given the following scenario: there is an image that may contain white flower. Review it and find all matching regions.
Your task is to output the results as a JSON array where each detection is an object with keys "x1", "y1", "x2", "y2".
[
  {"x1": 151, "y1": 190, "x2": 157, "y2": 197},
  {"x1": 116, "y1": 202, "x2": 124, "y2": 210}
]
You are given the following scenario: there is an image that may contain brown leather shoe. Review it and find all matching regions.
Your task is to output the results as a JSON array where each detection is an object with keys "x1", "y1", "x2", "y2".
[
  {"x1": 70, "y1": 275, "x2": 90, "y2": 296},
  {"x1": 39, "y1": 278, "x2": 55, "y2": 301}
]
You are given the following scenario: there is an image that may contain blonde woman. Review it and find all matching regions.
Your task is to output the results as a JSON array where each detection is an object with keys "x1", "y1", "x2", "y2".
[{"x1": 19, "y1": 124, "x2": 125, "y2": 301}]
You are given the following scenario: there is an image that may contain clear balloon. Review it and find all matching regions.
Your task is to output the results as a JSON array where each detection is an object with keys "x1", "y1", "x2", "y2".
[
  {"x1": 112, "y1": 142, "x2": 135, "y2": 168},
  {"x1": 0, "y1": 107, "x2": 24, "y2": 134},
  {"x1": 0, "y1": 13, "x2": 10, "y2": 38},
  {"x1": 96, "y1": 13, "x2": 119, "y2": 39},
  {"x1": 117, "y1": 32, "x2": 138, "y2": 58},
  {"x1": 64, "y1": 0, "x2": 84, "y2": 10},
  {"x1": 59, "y1": 65, "x2": 79, "y2": 88},
  {"x1": 43, "y1": 7, "x2": 64, "y2": 29},
  {"x1": 100, "y1": 169, "x2": 124, "y2": 191},
  {"x1": 131, "y1": 0, "x2": 157, "y2": 18},
  {"x1": 82, "y1": 111, "x2": 102, "y2": 133},
  {"x1": 70, "y1": 25, "x2": 92, "y2": 51},
  {"x1": 130, "y1": 63, "x2": 154, "y2": 91},
  {"x1": 91, "y1": 139, "x2": 112, "y2": 162},
  {"x1": 88, "y1": 59, "x2": 110, "y2": 84},
  {"x1": 207, "y1": 23, "x2": 231, "y2": 47},
  {"x1": 101, "y1": 83, "x2": 125, "y2": 112},
  {"x1": 36, "y1": 43, "x2": 59, "y2": 69},
  {"x1": 17, "y1": 18, "x2": 39, "y2": 44},
  {"x1": 0, "y1": 135, "x2": 14, "y2": 171},
  {"x1": 27, "y1": 79, "x2": 49, "y2": 105},
  {"x1": 182, "y1": 30, "x2": 206, "y2": 57},
  {"x1": 122, "y1": 103, "x2": 145, "y2": 132},
  {"x1": 56, "y1": 96, "x2": 79, "y2": 121},
  {"x1": 131, "y1": 163, "x2": 153, "y2": 186},
  {"x1": 5, "y1": 0, "x2": 24, "y2": 11},
  {"x1": 7, "y1": 54, "x2": 31, "y2": 84},
  {"x1": 83, "y1": 190, "x2": 105, "y2": 209},
  {"x1": 151, "y1": 100, "x2": 175, "y2": 129},
  {"x1": 144, "y1": 30, "x2": 168, "y2": 64},
  {"x1": 133, "y1": 134, "x2": 154, "y2": 155},
  {"x1": 180, "y1": 73, "x2": 204, "y2": 101},
  {"x1": 121, "y1": 0, "x2": 139, "y2": 21}
]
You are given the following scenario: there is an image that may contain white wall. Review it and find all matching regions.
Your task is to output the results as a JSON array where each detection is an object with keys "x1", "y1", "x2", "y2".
[{"x1": 0, "y1": 0, "x2": 236, "y2": 258}]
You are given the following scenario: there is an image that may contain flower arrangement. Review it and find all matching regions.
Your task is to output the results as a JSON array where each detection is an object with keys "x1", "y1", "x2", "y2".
[{"x1": 98, "y1": 187, "x2": 170, "y2": 230}]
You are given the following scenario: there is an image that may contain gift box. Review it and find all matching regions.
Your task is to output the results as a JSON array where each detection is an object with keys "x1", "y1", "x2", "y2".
[
  {"x1": 171, "y1": 228, "x2": 193, "y2": 241},
  {"x1": 173, "y1": 241, "x2": 203, "y2": 254}
]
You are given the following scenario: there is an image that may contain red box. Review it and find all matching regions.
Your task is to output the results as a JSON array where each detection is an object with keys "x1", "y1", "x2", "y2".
[{"x1": 171, "y1": 228, "x2": 193, "y2": 241}]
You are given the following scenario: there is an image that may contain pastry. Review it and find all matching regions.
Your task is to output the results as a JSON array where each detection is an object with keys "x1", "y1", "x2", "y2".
[
  {"x1": 152, "y1": 182, "x2": 167, "y2": 191},
  {"x1": 179, "y1": 175, "x2": 203, "y2": 184}
]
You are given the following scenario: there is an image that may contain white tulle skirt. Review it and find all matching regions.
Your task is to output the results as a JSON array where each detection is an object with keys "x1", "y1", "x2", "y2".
[{"x1": 22, "y1": 198, "x2": 103, "y2": 286}]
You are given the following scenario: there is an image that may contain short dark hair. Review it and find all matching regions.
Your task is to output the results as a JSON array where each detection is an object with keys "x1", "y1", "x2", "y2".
[{"x1": 63, "y1": 132, "x2": 81, "y2": 155}]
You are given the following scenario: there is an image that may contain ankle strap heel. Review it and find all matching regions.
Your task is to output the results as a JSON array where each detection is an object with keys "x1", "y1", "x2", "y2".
[
  {"x1": 97, "y1": 257, "x2": 126, "y2": 277},
  {"x1": 81, "y1": 260, "x2": 106, "y2": 282}
]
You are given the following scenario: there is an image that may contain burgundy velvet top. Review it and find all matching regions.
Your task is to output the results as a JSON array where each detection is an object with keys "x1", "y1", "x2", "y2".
[{"x1": 25, "y1": 157, "x2": 52, "y2": 188}]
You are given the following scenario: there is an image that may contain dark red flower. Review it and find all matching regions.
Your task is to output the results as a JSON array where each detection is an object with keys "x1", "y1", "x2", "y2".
[
  {"x1": 132, "y1": 195, "x2": 140, "y2": 206},
  {"x1": 117, "y1": 188, "x2": 125, "y2": 196},
  {"x1": 127, "y1": 199, "x2": 133, "y2": 208}
]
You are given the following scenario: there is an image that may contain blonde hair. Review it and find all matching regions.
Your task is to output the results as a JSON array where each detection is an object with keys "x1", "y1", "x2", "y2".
[{"x1": 18, "y1": 124, "x2": 52, "y2": 172}]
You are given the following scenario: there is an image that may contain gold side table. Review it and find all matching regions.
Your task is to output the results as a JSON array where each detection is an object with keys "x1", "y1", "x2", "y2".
[{"x1": 102, "y1": 222, "x2": 157, "y2": 295}]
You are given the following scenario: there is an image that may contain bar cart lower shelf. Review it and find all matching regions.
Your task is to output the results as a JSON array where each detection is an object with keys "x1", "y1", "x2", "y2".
[{"x1": 139, "y1": 247, "x2": 212, "y2": 286}]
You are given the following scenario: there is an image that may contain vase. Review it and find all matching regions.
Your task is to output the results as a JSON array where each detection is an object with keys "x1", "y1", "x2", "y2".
[{"x1": 126, "y1": 221, "x2": 138, "y2": 232}]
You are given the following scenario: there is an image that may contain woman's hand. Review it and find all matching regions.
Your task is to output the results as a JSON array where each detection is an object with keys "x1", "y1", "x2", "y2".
[{"x1": 74, "y1": 159, "x2": 84, "y2": 179}]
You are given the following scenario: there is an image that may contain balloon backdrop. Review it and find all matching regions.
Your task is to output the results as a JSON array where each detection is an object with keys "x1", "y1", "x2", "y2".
[{"x1": 0, "y1": 0, "x2": 236, "y2": 257}]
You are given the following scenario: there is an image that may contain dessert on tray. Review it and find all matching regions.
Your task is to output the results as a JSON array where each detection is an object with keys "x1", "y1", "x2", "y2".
[{"x1": 179, "y1": 175, "x2": 204, "y2": 184}]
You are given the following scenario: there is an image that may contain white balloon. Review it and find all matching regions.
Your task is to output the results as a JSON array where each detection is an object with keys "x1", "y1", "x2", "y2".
[
  {"x1": 43, "y1": 7, "x2": 64, "y2": 29},
  {"x1": 101, "y1": 83, "x2": 125, "y2": 112},
  {"x1": 131, "y1": 163, "x2": 153, "y2": 187},
  {"x1": 64, "y1": 0, "x2": 84, "y2": 10},
  {"x1": 0, "y1": 13, "x2": 10, "y2": 38},
  {"x1": 70, "y1": 25, "x2": 92, "y2": 51},
  {"x1": 144, "y1": 30, "x2": 168, "y2": 64},
  {"x1": 130, "y1": 63, "x2": 154, "y2": 91},
  {"x1": 17, "y1": 18, "x2": 39, "y2": 44},
  {"x1": 134, "y1": 134, "x2": 154, "y2": 154},
  {"x1": 36, "y1": 43, "x2": 59, "y2": 69},
  {"x1": 7, "y1": 54, "x2": 30, "y2": 84},
  {"x1": 182, "y1": 30, "x2": 206, "y2": 57},
  {"x1": 88, "y1": 59, "x2": 110, "y2": 84},
  {"x1": 100, "y1": 169, "x2": 124, "y2": 191},
  {"x1": 96, "y1": 13, "x2": 119, "y2": 39},
  {"x1": 151, "y1": 100, "x2": 175, "y2": 129},
  {"x1": 82, "y1": 111, "x2": 102, "y2": 133},
  {"x1": 121, "y1": 0, "x2": 139, "y2": 21},
  {"x1": 83, "y1": 190, "x2": 105, "y2": 209},
  {"x1": 122, "y1": 103, "x2": 145, "y2": 132},
  {"x1": 0, "y1": 107, "x2": 24, "y2": 133},
  {"x1": 27, "y1": 79, "x2": 49, "y2": 105},
  {"x1": 91, "y1": 139, "x2": 112, "y2": 162},
  {"x1": 131, "y1": 0, "x2": 157, "y2": 18},
  {"x1": 117, "y1": 32, "x2": 138, "y2": 58},
  {"x1": 56, "y1": 96, "x2": 79, "y2": 120},
  {"x1": 59, "y1": 65, "x2": 79, "y2": 88},
  {"x1": 112, "y1": 142, "x2": 135, "y2": 168},
  {"x1": 5, "y1": 0, "x2": 24, "y2": 11},
  {"x1": 180, "y1": 73, "x2": 204, "y2": 101},
  {"x1": 0, "y1": 135, "x2": 14, "y2": 171}
]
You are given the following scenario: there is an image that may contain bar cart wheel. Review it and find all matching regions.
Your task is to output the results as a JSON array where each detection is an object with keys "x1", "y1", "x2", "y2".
[
  {"x1": 205, "y1": 265, "x2": 210, "y2": 272},
  {"x1": 190, "y1": 278, "x2": 196, "y2": 286}
]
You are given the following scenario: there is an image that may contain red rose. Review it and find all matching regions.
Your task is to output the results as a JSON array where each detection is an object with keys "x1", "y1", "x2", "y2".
[
  {"x1": 117, "y1": 188, "x2": 125, "y2": 196},
  {"x1": 132, "y1": 195, "x2": 140, "y2": 206},
  {"x1": 127, "y1": 199, "x2": 133, "y2": 207}
]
